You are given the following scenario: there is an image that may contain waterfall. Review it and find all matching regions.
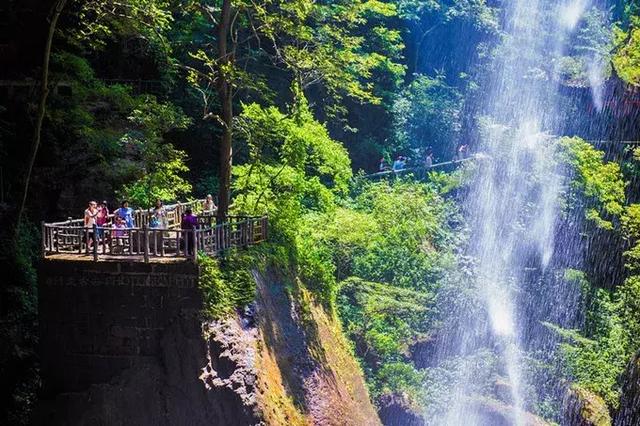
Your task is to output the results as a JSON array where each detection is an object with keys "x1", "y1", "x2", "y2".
[{"x1": 431, "y1": 1, "x2": 605, "y2": 424}]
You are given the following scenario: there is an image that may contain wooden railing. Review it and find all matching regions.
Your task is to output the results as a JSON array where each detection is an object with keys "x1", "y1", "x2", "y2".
[{"x1": 42, "y1": 213, "x2": 268, "y2": 263}]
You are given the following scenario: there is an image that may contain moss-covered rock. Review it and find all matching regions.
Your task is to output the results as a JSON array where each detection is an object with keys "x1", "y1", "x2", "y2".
[
  {"x1": 562, "y1": 385, "x2": 612, "y2": 426},
  {"x1": 254, "y1": 269, "x2": 381, "y2": 425}
]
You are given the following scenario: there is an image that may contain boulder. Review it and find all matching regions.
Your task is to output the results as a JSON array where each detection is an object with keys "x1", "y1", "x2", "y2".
[{"x1": 562, "y1": 385, "x2": 612, "y2": 426}]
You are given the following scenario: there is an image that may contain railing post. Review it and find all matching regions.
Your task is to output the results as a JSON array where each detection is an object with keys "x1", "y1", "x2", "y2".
[
  {"x1": 263, "y1": 216, "x2": 268, "y2": 241},
  {"x1": 192, "y1": 229, "x2": 198, "y2": 263},
  {"x1": 41, "y1": 221, "x2": 46, "y2": 258},
  {"x1": 92, "y1": 224, "x2": 98, "y2": 261},
  {"x1": 142, "y1": 223, "x2": 149, "y2": 263}
]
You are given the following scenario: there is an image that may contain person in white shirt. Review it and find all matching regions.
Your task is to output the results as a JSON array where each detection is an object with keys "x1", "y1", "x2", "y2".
[
  {"x1": 203, "y1": 194, "x2": 217, "y2": 212},
  {"x1": 84, "y1": 201, "x2": 98, "y2": 251}
]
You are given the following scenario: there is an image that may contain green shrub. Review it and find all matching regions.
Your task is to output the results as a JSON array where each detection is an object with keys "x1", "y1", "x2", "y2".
[
  {"x1": 557, "y1": 137, "x2": 625, "y2": 229},
  {"x1": 198, "y1": 250, "x2": 260, "y2": 319}
]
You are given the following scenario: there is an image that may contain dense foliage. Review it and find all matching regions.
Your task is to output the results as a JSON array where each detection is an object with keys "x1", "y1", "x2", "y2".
[{"x1": 308, "y1": 178, "x2": 464, "y2": 407}]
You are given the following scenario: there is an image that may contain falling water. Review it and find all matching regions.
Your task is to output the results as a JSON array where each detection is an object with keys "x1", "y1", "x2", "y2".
[{"x1": 436, "y1": 1, "x2": 605, "y2": 425}]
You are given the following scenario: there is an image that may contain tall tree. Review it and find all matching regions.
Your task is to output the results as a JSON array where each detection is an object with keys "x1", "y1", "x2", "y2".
[
  {"x1": 214, "y1": 0, "x2": 234, "y2": 221},
  {"x1": 186, "y1": 0, "x2": 404, "y2": 220},
  {"x1": 15, "y1": 0, "x2": 67, "y2": 237}
]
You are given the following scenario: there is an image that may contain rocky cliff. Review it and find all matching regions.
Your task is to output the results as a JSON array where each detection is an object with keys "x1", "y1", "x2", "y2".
[
  {"x1": 34, "y1": 260, "x2": 379, "y2": 425},
  {"x1": 615, "y1": 351, "x2": 640, "y2": 426}
]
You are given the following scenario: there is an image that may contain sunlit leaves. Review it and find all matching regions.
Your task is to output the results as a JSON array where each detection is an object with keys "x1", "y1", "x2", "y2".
[
  {"x1": 557, "y1": 137, "x2": 626, "y2": 227},
  {"x1": 613, "y1": 19, "x2": 640, "y2": 85},
  {"x1": 187, "y1": 0, "x2": 404, "y2": 121},
  {"x1": 68, "y1": 0, "x2": 174, "y2": 52},
  {"x1": 117, "y1": 97, "x2": 193, "y2": 206}
]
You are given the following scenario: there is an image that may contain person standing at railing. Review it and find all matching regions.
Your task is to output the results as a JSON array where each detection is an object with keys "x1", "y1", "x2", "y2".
[
  {"x1": 203, "y1": 194, "x2": 217, "y2": 213},
  {"x1": 424, "y1": 147, "x2": 434, "y2": 169},
  {"x1": 454, "y1": 144, "x2": 469, "y2": 162},
  {"x1": 115, "y1": 200, "x2": 135, "y2": 228},
  {"x1": 392, "y1": 155, "x2": 406, "y2": 172},
  {"x1": 150, "y1": 199, "x2": 167, "y2": 229},
  {"x1": 181, "y1": 208, "x2": 198, "y2": 255},
  {"x1": 84, "y1": 201, "x2": 98, "y2": 252},
  {"x1": 379, "y1": 157, "x2": 390, "y2": 172},
  {"x1": 96, "y1": 201, "x2": 109, "y2": 241},
  {"x1": 110, "y1": 216, "x2": 127, "y2": 254}
]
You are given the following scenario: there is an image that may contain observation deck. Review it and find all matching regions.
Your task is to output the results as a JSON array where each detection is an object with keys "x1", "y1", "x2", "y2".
[{"x1": 41, "y1": 199, "x2": 268, "y2": 263}]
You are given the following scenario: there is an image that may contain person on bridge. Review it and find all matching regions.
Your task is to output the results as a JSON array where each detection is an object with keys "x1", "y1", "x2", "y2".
[
  {"x1": 379, "y1": 157, "x2": 390, "y2": 172},
  {"x1": 203, "y1": 194, "x2": 217, "y2": 212},
  {"x1": 392, "y1": 155, "x2": 406, "y2": 172},
  {"x1": 150, "y1": 199, "x2": 167, "y2": 229},
  {"x1": 181, "y1": 208, "x2": 198, "y2": 255},
  {"x1": 116, "y1": 200, "x2": 134, "y2": 228},
  {"x1": 455, "y1": 144, "x2": 469, "y2": 161},
  {"x1": 424, "y1": 147, "x2": 434, "y2": 168},
  {"x1": 84, "y1": 201, "x2": 99, "y2": 252}
]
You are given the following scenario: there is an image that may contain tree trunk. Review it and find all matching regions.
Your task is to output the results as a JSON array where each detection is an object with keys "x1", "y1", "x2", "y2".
[
  {"x1": 216, "y1": 0, "x2": 233, "y2": 223},
  {"x1": 15, "y1": 0, "x2": 67, "y2": 238}
]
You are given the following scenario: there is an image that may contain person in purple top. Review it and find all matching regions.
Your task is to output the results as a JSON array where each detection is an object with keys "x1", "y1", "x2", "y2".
[{"x1": 181, "y1": 208, "x2": 198, "y2": 255}]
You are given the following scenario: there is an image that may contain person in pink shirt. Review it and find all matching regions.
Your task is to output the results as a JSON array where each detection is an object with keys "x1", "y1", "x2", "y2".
[
  {"x1": 96, "y1": 200, "x2": 109, "y2": 240},
  {"x1": 110, "y1": 216, "x2": 127, "y2": 254}
]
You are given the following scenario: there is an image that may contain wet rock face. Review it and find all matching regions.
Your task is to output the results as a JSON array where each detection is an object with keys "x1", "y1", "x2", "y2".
[
  {"x1": 35, "y1": 262, "x2": 382, "y2": 425},
  {"x1": 463, "y1": 397, "x2": 550, "y2": 426},
  {"x1": 615, "y1": 352, "x2": 640, "y2": 426},
  {"x1": 377, "y1": 394, "x2": 425, "y2": 426},
  {"x1": 562, "y1": 385, "x2": 611, "y2": 426}
]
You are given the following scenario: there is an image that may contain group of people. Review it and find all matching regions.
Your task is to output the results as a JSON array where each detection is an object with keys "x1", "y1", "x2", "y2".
[
  {"x1": 83, "y1": 200, "x2": 136, "y2": 250},
  {"x1": 82, "y1": 194, "x2": 218, "y2": 253},
  {"x1": 378, "y1": 144, "x2": 471, "y2": 174},
  {"x1": 378, "y1": 147, "x2": 435, "y2": 173}
]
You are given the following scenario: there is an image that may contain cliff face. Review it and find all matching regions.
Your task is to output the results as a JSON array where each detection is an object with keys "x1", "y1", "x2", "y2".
[
  {"x1": 253, "y1": 270, "x2": 380, "y2": 426},
  {"x1": 35, "y1": 260, "x2": 379, "y2": 425},
  {"x1": 35, "y1": 315, "x2": 261, "y2": 425},
  {"x1": 615, "y1": 351, "x2": 640, "y2": 426}
]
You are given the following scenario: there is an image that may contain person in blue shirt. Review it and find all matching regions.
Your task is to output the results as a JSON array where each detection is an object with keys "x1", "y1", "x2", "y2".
[
  {"x1": 392, "y1": 155, "x2": 406, "y2": 172},
  {"x1": 115, "y1": 200, "x2": 135, "y2": 228}
]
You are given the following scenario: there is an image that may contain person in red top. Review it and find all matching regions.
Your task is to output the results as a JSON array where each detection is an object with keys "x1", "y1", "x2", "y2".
[{"x1": 96, "y1": 201, "x2": 109, "y2": 241}]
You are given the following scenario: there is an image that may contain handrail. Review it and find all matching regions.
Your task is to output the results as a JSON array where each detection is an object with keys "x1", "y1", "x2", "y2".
[{"x1": 42, "y1": 212, "x2": 268, "y2": 263}]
